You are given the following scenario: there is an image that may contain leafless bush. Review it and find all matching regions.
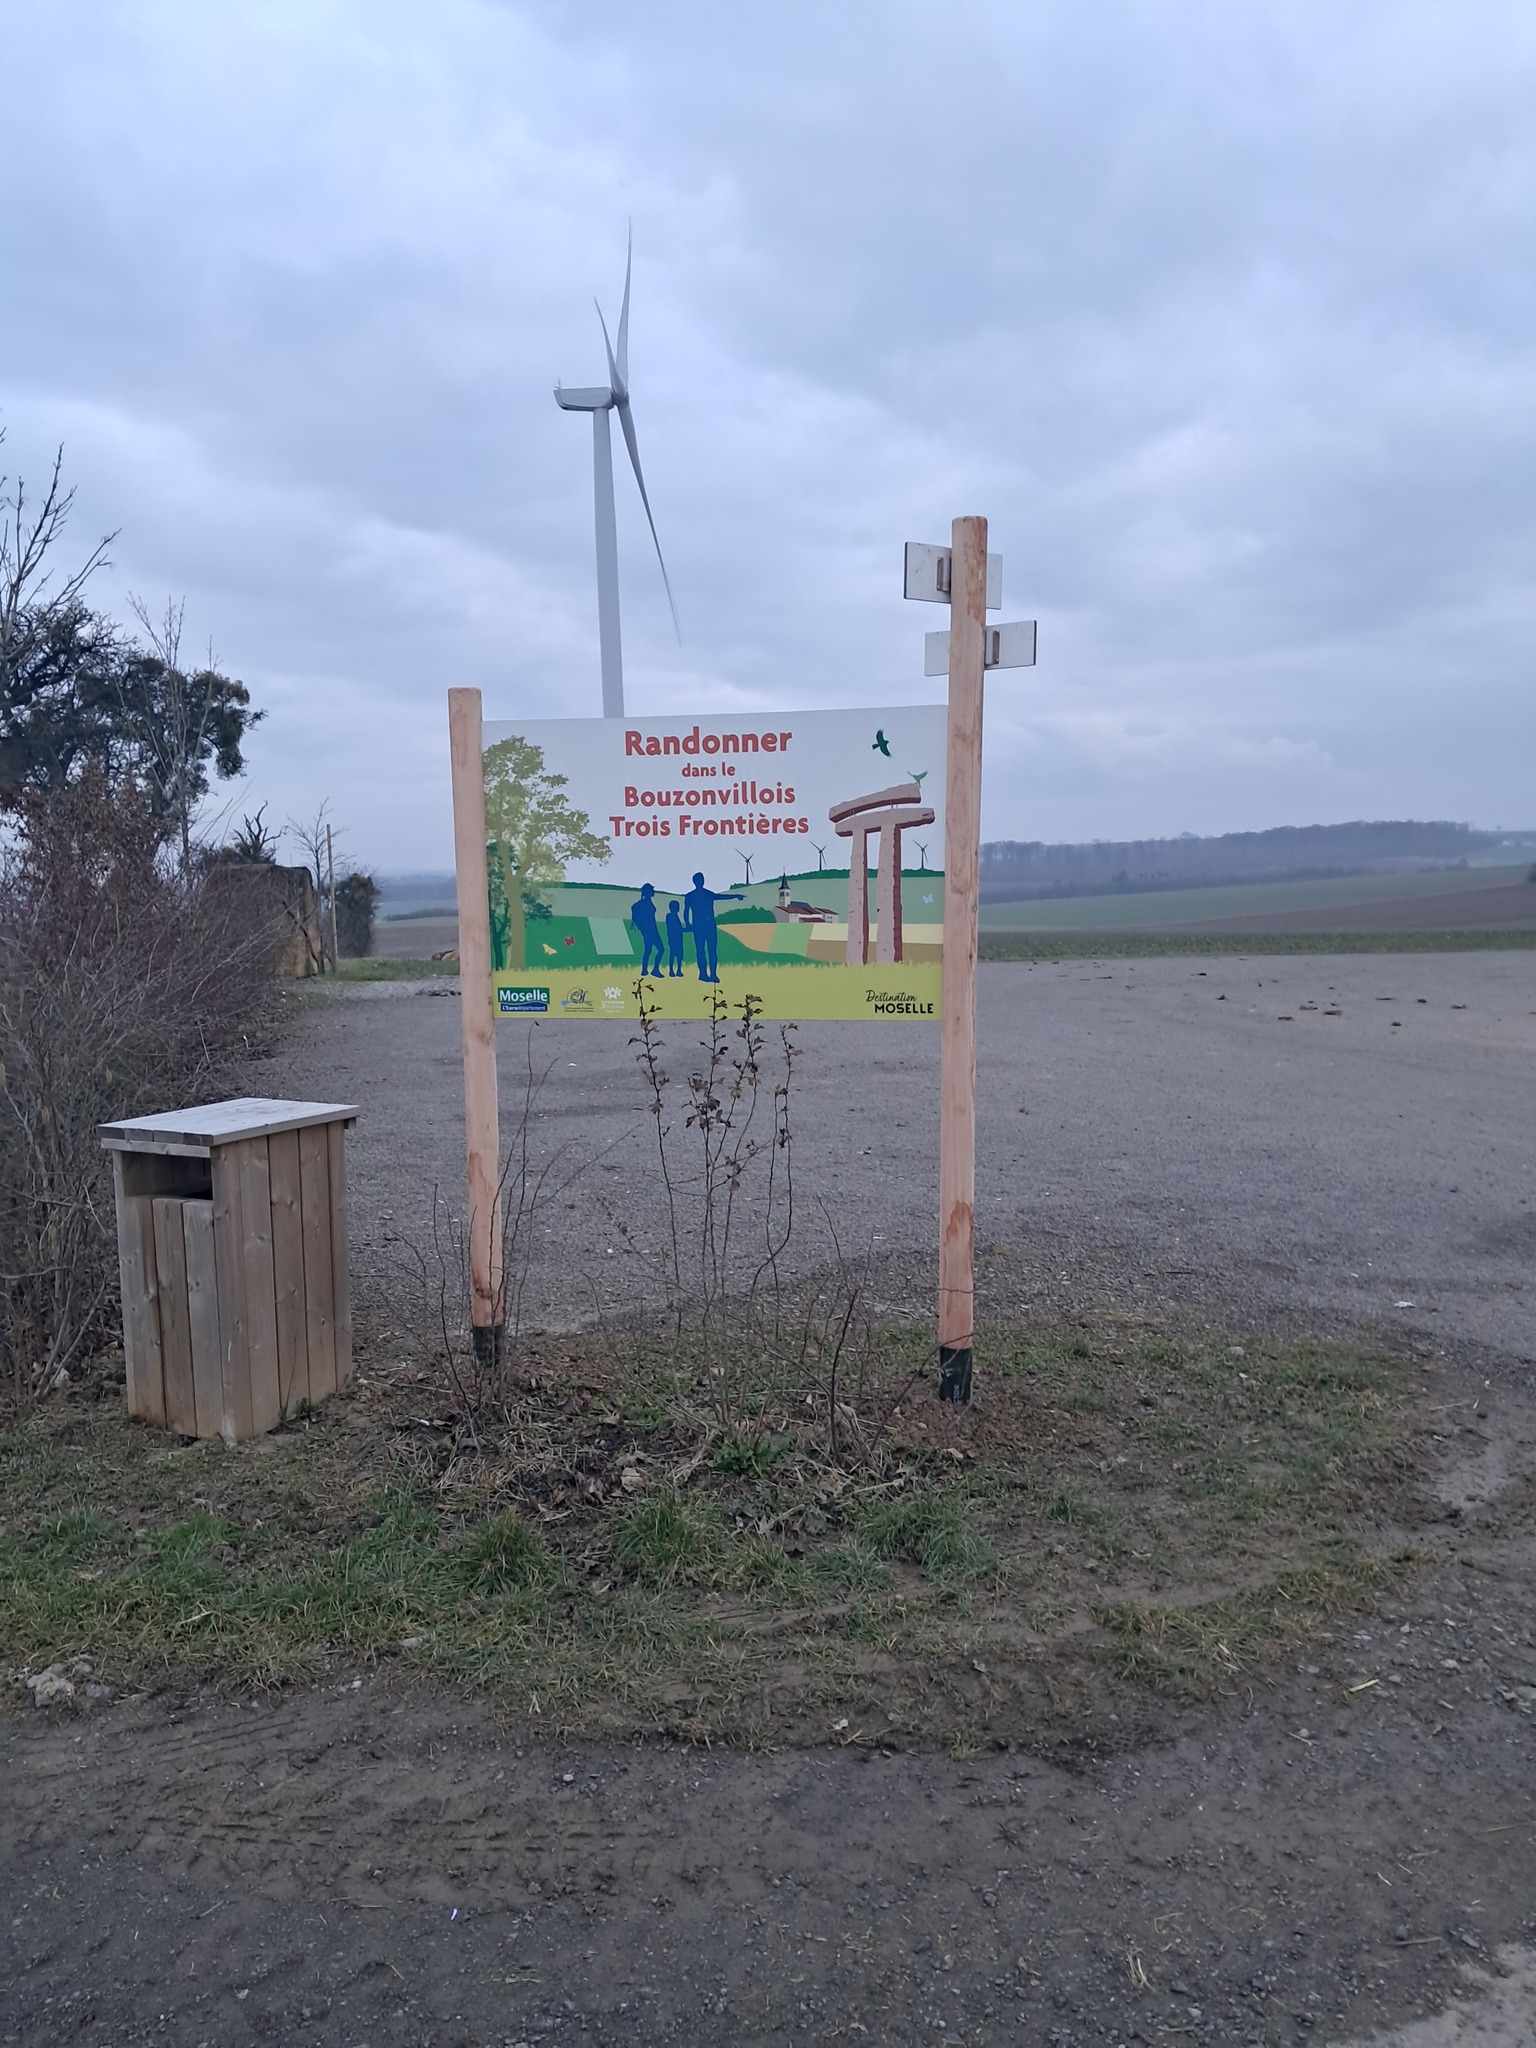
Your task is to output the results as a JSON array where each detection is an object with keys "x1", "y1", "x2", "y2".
[
  {"x1": 394, "y1": 1032, "x2": 600, "y2": 1423},
  {"x1": 631, "y1": 985, "x2": 792, "y2": 1398},
  {"x1": 395, "y1": 988, "x2": 903, "y2": 1467},
  {"x1": 0, "y1": 771, "x2": 279, "y2": 1411},
  {"x1": 626, "y1": 980, "x2": 902, "y2": 1462}
]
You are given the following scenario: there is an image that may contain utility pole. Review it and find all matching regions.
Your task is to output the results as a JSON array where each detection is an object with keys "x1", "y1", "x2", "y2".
[{"x1": 325, "y1": 824, "x2": 340, "y2": 971}]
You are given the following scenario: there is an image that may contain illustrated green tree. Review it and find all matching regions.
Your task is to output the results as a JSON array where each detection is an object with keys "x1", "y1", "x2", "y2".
[{"x1": 482, "y1": 733, "x2": 610, "y2": 969}]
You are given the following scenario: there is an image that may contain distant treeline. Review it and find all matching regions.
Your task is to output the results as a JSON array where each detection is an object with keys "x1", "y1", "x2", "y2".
[{"x1": 978, "y1": 821, "x2": 1504, "y2": 903}]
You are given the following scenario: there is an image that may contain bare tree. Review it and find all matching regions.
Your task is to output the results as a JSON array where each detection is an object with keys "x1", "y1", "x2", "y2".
[
  {"x1": 288, "y1": 801, "x2": 339, "y2": 971},
  {"x1": 1, "y1": 437, "x2": 120, "y2": 796},
  {"x1": 2, "y1": 438, "x2": 259, "y2": 847},
  {"x1": 0, "y1": 437, "x2": 115, "y2": 674},
  {"x1": 117, "y1": 596, "x2": 260, "y2": 879}
]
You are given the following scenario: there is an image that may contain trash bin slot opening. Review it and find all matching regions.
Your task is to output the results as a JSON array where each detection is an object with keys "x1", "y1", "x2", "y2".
[{"x1": 120, "y1": 1153, "x2": 213, "y2": 1202}]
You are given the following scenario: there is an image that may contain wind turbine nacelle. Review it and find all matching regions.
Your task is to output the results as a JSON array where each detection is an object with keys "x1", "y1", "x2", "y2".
[{"x1": 555, "y1": 385, "x2": 615, "y2": 412}]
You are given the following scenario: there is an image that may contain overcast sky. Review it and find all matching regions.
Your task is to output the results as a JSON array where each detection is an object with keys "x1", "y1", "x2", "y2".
[{"x1": 2, "y1": 0, "x2": 1533, "y2": 869}]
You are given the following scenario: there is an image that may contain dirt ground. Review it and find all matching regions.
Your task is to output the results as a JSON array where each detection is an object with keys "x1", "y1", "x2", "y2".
[{"x1": 4, "y1": 954, "x2": 1535, "y2": 2046}]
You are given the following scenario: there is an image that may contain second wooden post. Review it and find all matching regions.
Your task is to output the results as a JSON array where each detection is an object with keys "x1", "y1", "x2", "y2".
[
  {"x1": 938, "y1": 514, "x2": 987, "y2": 1401},
  {"x1": 447, "y1": 687, "x2": 505, "y2": 1361}
]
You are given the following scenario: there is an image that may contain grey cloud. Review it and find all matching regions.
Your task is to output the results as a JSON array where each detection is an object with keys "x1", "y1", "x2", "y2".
[{"x1": 1, "y1": 0, "x2": 1532, "y2": 860}]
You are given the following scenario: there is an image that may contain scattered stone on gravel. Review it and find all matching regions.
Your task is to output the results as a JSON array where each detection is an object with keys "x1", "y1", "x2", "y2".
[{"x1": 24, "y1": 1664, "x2": 76, "y2": 1708}]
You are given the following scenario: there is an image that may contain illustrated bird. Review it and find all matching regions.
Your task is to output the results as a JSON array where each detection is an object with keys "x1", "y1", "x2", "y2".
[
  {"x1": 872, "y1": 729, "x2": 891, "y2": 757},
  {"x1": 908, "y1": 768, "x2": 928, "y2": 790}
]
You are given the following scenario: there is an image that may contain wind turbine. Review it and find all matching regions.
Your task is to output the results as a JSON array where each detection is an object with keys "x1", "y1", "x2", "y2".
[{"x1": 555, "y1": 232, "x2": 678, "y2": 717}]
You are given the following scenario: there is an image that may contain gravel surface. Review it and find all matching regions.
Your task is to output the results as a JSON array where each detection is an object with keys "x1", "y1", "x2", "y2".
[
  {"x1": 261, "y1": 954, "x2": 1535, "y2": 1366},
  {"x1": 4, "y1": 952, "x2": 1533, "y2": 2045}
]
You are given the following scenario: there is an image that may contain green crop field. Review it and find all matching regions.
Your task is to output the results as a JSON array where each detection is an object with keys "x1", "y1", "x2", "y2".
[{"x1": 979, "y1": 864, "x2": 1529, "y2": 931}]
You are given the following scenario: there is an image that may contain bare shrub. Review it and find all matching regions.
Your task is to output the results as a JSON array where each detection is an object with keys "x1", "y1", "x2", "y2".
[
  {"x1": 393, "y1": 1031, "x2": 597, "y2": 1424},
  {"x1": 0, "y1": 771, "x2": 278, "y2": 1411},
  {"x1": 626, "y1": 980, "x2": 912, "y2": 1465},
  {"x1": 398, "y1": 985, "x2": 910, "y2": 1469}
]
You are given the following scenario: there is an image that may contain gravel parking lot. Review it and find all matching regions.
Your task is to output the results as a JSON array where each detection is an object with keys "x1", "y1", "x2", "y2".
[
  {"x1": 4, "y1": 952, "x2": 1533, "y2": 2047},
  {"x1": 257, "y1": 952, "x2": 1535, "y2": 1368}
]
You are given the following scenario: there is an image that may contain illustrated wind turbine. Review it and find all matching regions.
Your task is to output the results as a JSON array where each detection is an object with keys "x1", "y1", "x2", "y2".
[{"x1": 555, "y1": 232, "x2": 678, "y2": 717}]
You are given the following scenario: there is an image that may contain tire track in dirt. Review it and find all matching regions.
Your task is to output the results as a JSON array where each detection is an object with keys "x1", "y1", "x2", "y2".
[{"x1": 5, "y1": 1391, "x2": 1534, "y2": 2046}]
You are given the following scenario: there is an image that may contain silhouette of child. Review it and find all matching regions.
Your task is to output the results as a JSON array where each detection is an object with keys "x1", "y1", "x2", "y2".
[{"x1": 665, "y1": 900, "x2": 685, "y2": 976}]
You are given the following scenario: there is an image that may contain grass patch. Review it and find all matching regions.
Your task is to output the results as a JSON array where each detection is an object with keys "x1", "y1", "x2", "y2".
[
  {"x1": 455, "y1": 1511, "x2": 561, "y2": 1593},
  {"x1": 854, "y1": 1488, "x2": 999, "y2": 1584},
  {"x1": 325, "y1": 956, "x2": 460, "y2": 981},
  {"x1": 1093, "y1": 1548, "x2": 1415, "y2": 1699},
  {"x1": 714, "y1": 1433, "x2": 791, "y2": 1478},
  {"x1": 611, "y1": 1487, "x2": 724, "y2": 1586},
  {"x1": 0, "y1": 1318, "x2": 1425, "y2": 1753}
]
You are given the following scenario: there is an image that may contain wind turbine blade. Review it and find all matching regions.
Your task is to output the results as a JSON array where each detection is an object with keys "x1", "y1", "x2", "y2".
[
  {"x1": 616, "y1": 222, "x2": 632, "y2": 391},
  {"x1": 615, "y1": 395, "x2": 681, "y2": 641},
  {"x1": 595, "y1": 299, "x2": 625, "y2": 404}
]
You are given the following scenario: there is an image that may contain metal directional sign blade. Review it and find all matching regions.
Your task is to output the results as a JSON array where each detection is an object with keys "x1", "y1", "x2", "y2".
[
  {"x1": 987, "y1": 619, "x2": 1036, "y2": 669},
  {"x1": 924, "y1": 620, "x2": 1037, "y2": 676},
  {"x1": 904, "y1": 541, "x2": 1003, "y2": 611}
]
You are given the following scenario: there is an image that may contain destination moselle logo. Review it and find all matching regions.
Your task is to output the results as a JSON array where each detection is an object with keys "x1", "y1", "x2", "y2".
[
  {"x1": 498, "y1": 986, "x2": 551, "y2": 1014},
  {"x1": 865, "y1": 987, "x2": 935, "y2": 1017}
]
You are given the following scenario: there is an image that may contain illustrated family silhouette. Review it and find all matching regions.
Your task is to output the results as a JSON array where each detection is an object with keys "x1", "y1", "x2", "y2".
[{"x1": 630, "y1": 872, "x2": 743, "y2": 983}]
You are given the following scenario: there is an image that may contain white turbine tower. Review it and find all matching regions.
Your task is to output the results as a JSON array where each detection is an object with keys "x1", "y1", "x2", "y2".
[{"x1": 555, "y1": 233, "x2": 678, "y2": 718}]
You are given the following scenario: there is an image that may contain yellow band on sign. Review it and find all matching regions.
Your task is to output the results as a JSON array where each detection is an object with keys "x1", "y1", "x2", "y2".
[{"x1": 492, "y1": 962, "x2": 942, "y2": 1023}]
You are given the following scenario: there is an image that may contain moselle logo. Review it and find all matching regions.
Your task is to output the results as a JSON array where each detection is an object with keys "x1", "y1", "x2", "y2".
[
  {"x1": 499, "y1": 985, "x2": 550, "y2": 1014},
  {"x1": 865, "y1": 986, "x2": 935, "y2": 1017},
  {"x1": 561, "y1": 987, "x2": 592, "y2": 1010}
]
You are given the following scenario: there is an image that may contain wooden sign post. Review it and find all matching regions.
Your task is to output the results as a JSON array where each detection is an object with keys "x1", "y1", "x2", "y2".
[
  {"x1": 938, "y1": 515, "x2": 987, "y2": 1401},
  {"x1": 906, "y1": 517, "x2": 1036, "y2": 1401},
  {"x1": 447, "y1": 686, "x2": 505, "y2": 1361},
  {"x1": 454, "y1": 530, "x2": 1029, "y2": 1394}
]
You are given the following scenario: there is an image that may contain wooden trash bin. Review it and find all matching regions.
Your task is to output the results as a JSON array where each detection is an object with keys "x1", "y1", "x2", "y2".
[{"x1": 99, "y1": 1097, "x2": 358, "y2": 1441}]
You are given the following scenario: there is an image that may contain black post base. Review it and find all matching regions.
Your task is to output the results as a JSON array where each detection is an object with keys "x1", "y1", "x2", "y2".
[
  {"x1": 938, "y1": 1344, "x2": 972, "y2": 1404},
  {"x1": 472, "y1": 1324, "x2": 505, "y2": 1370}
]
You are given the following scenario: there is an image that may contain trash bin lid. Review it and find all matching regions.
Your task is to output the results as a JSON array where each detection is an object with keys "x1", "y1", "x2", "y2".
[{"x1": 99, "y1": 1096, "x2": 359, "y2": 1156}]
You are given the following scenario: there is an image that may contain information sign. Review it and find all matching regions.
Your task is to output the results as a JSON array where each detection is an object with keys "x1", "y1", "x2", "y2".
[{"x1": 478, "y1": 705, "x2": 947, "y2": 1021}]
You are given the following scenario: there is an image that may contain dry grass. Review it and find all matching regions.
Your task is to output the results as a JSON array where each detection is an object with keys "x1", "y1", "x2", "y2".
[{"x1": 0, "y1": 1316, "x2": 1423, "y2": 1754}]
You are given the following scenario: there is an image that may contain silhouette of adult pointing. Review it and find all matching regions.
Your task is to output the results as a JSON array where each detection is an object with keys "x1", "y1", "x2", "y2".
[{"x1": 682, "y1": 871, "x2": 742, "y2": 983}]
